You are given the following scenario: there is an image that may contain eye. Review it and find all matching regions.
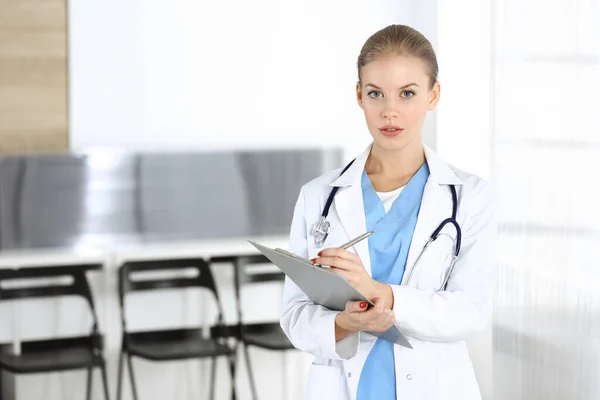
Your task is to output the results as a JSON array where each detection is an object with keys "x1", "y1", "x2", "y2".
[
  {"x1": 367, "y1": 90, "x2": 383, "y2": 99},
  {"x1": 401, "y1": 90, "x2": 416, "y2": 99}
]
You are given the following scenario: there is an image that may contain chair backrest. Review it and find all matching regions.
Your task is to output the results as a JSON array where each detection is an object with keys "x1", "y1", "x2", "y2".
[
  {"x1": 118, "y1": 257, "x2": 223, "y2": 327},
  {"x1": 0, "y1": 264, "x2": 102, "y2": 332},
  {"x1": 233, "y1": 254, "x2": 285, "y2": 287},
  {"x1": 231, "y1": 254, "x2": 285, "y2": 320}
]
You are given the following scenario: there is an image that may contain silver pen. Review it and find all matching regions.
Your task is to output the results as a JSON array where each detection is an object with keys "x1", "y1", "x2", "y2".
[
  {"x1": 311, "y1": 230, "x2": 375, "y2": 267},
  {"x1": 340, "y1": 230, "x2": 375, "y2": 249}
]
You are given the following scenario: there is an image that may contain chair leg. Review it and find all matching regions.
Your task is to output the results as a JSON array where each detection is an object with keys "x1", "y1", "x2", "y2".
[
  {"x1": 100, "y1": 364, "x2": 111, "y2": 400},
  {"x1": 116, "y1": 350, "x2": 125, "y2": 400},
  {"x1": 228, "y1": 353, "x2": 237, "y2": 400},
  {"x1": 208, "y1": 356, "x2": 217, "y2": 400},
  {"x1": 86, "y1": 367, "x2": 93, "y2": 400},
  {"x1": 126, "y1": 355, "x2": 140, "y2": 400},
  {"x1": 243, "y1": 343, "x2": 258, "y2": 400}
]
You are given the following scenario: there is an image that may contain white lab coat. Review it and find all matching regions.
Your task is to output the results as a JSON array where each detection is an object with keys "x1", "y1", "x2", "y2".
[{"x1": 280, "y1": 143, "x2": 497, "y2": 400}]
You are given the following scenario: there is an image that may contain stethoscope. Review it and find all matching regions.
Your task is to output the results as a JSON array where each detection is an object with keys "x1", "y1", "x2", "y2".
[{"x1": 309, "y1": 159, "x2": 462, "y2": 291}]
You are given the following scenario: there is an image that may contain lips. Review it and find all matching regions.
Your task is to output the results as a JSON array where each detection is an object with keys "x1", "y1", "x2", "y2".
[{"x1": 379, "y1": 125, "x2": 404, "y2": 137}]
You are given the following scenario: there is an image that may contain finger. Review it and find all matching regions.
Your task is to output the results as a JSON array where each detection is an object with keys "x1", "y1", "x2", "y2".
[
  {"x1": 345, "y1": 300, "x2": 368, "y2": 312},
  {"x1": 371, "y1": 297, "x2": 386, "y2": 312},
  {"x1": 385, "y1": 310, "x2": 395, "y2": 328},
  {"x1": 384, "y1": 310, "x2": 395, "y2": 327},
  {"x1": 329, "y1": 268, "x2": 351, "y2": 279},
  {"x1": 362, "y1": 303, "x2": 386, "y2": 322},
  {"x1": 315, "y1": 256, "x2": 356, "y2": 271},
  {"x1": 364, "y1": 312, "x2": 385, "y2": 332},
  {"x1": 318, "y1": 247, "x2": 360, "y2": 261},
  {"x1": 331, "y1": 269, "x2": 366, "y2": 289},
  {"x1": 382, "y1": 317, "x2": 395, "y2": 331},
  {"x1": 372, "y1": 310, "x2": 395, "y2": 331},
  {"x1": 372, "y1": 306, "x2": 392, "y2": 322}
]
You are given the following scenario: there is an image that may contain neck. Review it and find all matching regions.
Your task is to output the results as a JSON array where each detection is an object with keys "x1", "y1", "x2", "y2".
[{"x1": 366, "y1": 141, "x2": 426, "y2": 181}]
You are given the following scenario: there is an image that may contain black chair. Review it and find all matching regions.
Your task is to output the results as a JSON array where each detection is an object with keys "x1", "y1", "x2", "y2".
[
  {"x1": 221, "y1": 254, "x2": 295, "y2": 400},
  {"x1": 116, "y1": 258, "x2": 236, "y2": 400},
  {"x1": 0, "y1": 265, "x2": 110, "y2": 400}
]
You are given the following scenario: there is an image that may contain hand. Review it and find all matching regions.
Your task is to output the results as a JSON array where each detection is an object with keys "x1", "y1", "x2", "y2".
[
  {"x1": 313, "y1": 247, "x2": 377, "y2": 299},
  {"x1": 335, "y1": 298, "x2": 396, "y2": 334}
]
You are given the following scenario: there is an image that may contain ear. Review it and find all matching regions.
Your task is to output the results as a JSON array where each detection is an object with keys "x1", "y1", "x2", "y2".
[
  {"x1": 427, "y1": 81, "x2": 441, "y2": 111},
  {"x1": 356, "y1": 81, "x2": 364, "y2": 109}
]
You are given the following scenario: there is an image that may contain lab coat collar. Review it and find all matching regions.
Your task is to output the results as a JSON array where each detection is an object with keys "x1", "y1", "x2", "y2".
[
  {"x1": 330, "y1": 142, "x2": 462, "y2": 187},
  {"x1": 424, "y1": 145, "x2": 463, "y2": 185}
]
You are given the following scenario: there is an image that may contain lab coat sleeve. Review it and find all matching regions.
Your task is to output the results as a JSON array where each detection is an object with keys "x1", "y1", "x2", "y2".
[
  {"x1": 280, "y1": 186, "x2": 360, "y2": 360},
  {"x1": 390, "y1": 182, "x2": 497, "y2": 342}
]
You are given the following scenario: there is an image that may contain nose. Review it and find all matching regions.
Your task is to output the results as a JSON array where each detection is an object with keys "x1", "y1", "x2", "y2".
[{"x1": 381, "y1": 103, "x2": 399, "y2": 120}]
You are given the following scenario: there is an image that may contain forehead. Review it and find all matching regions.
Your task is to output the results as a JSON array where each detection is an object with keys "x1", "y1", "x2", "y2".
[{"x1": 360, "y1": 55, "x2": 429, "y2": 87}]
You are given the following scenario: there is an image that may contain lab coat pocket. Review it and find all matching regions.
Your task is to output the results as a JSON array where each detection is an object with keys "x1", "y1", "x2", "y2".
[
  {"x1": 437, "y1": 361, "x2": 481, "y2": 400},
  {"x1": 304, "y1": 363, "x2": 342, "y2": 400}
]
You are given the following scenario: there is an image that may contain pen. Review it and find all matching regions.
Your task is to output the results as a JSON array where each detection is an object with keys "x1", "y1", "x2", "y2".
[
  {"x1": 340, "y1": 230, "x2": 375, "y2": 249},
  {"x1": 310, "y1": 230, "x2": 375, "y2": 266}
]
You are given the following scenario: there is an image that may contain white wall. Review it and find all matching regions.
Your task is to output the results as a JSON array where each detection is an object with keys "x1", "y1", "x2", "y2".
[
  {"x1": 68, "y1": 0, "x2": 437, "y2": 157},
  {"x1": 436, "y1": 1, "x2": 493, "y2": 181}
]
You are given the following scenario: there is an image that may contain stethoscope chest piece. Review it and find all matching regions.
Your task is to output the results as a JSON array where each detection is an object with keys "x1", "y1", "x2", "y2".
[{"x1": 309, "y1": 216, "x2": 331, "y2": 246}]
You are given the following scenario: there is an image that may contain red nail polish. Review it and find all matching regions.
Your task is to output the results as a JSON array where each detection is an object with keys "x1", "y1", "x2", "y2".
[
  {"x1": 359, "y1": 301, "x2": 367, "y2": 309},
  {"x1": 310, "y1": 258, "x2": 317, "y2": 263}
]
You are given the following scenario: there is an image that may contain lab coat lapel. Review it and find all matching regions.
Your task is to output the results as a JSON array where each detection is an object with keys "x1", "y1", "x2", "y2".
[
  {"x1": 402, "y1": 178, "x2": 450, "y2": 284},
  {"x1": 333, "y1": 182, "x2": 372, "y2": 277},
  {"x1": 330, "y1": 144, "x2": 373, "y2": 277},
  {"x1": 402, "y1": 146, "x2": 461, "y2": 285}
]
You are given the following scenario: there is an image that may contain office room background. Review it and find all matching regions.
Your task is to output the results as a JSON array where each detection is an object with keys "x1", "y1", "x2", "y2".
[{"x1": 0, "y1": 0, "x2": 599, "y2": 399}]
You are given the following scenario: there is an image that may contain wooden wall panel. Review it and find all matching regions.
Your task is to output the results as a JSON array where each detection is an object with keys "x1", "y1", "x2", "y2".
[{"x1": 0, "y1": 0, "x2": 68, "y2": 154}]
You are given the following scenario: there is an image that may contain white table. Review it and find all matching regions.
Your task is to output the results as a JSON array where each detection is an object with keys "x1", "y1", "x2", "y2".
[
  {"x1": 0, "y1": 234, "x2": 288, "y2": 269},
  {"x1": 110, "y1": 235, "x2": 288, "y2": 264}
]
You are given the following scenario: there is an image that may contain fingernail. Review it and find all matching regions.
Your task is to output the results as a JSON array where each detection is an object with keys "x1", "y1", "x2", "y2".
[
  {"x1": 310, "y1": 258, "x2": 317, "y2": 264},
  {"x1": 317, "y1": 251, "x2": 322, "y2": 256},
  {"x1": 359, "y1": 301, "x2": 367, "y2": 309}
]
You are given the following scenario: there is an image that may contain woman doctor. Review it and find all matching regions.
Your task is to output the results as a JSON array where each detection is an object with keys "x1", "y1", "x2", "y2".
[{"x1": 280, "y1": 24, "x2": 496, "y2": 400}]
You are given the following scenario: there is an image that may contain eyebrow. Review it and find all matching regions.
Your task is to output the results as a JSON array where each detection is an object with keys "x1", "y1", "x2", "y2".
[{"x1": 364, "y1": 82, "x2": 419, "y2": 90}]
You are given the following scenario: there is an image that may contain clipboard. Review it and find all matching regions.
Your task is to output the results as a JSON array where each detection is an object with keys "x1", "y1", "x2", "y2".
[{"x1": 247, "y1": 240, "x2": 412, "y2": 349}]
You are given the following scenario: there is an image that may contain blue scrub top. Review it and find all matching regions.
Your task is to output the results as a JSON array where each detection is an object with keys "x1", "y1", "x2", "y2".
[{"x1": 356, "y1": 163, "x2": 430, "y2": 400}]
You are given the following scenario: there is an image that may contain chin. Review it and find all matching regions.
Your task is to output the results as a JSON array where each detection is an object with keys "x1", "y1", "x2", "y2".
[{"x1": 372, "y1": 133, "x2": 414, "y2": 152}]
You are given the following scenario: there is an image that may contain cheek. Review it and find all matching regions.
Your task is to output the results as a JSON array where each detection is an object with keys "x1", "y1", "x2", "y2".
[
  {"x1": 362, "y1": 103, "x2": 383, "y2": 123},
  {"x1": 402, "y1": 102, "x2": 428, "y2": 123}
]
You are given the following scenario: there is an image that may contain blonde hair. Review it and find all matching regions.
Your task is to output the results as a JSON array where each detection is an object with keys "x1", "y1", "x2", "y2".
[{"x1": 357, "y1": 24, "x2": 438, "y2": 88}]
